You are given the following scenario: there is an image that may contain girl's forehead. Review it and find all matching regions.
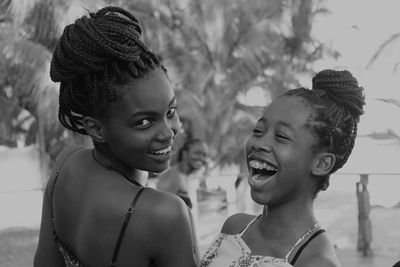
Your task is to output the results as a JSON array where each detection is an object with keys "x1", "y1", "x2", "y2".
[
  {"x1": 267, "y1": 96, "x2": 310, "y2": 114},
  {"x1": 108, "y1": 70, "x2": 174, "y2": 117},
  {"x1": 263, "y1": 96, "x2": 313, "y2": 126}
]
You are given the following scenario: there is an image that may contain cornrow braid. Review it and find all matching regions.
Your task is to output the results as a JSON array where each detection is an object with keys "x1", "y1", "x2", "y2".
[
  {"x1": 50, "y1": 6, "x2": 166, "y2": 135},
  {"x1": 283, "y1": 69, "x2": 365, "y2": 173}
]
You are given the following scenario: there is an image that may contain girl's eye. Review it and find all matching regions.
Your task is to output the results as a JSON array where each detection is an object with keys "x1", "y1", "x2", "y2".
[
  {"x1": 276, "y1": 134, "x2": 289, "y2": 141},
  {"x1": 136, "y1": 119, "x2": 152, "y2": 128},
  {"x1": 167, "y1": 106, "x2": 177, "y2": 117},
  {"x1": 252, "y1": 128, "x2": 264, "y2": 136}
]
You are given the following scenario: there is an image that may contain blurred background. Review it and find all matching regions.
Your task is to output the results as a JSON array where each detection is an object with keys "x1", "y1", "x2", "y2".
[{"x1": 1, "y1": 0, "x2": 400, "y2": 266}]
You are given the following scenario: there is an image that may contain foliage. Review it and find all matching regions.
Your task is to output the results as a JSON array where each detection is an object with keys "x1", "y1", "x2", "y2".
[
  {"x1": 367, "y1": 33, "x2": 400, "y2": 142},
  {"x1": 0, "y1": 0, "x2": 101, "y2": 180},
  {"x1": 366, "y1": 32, "x2": 400, "y2": 73},
  {"x1": 1, "y1": 0, "x2": 336, "y2": 178},
  {"x1": 109, "y1": 0, "x2": 336, "y2": 170}
]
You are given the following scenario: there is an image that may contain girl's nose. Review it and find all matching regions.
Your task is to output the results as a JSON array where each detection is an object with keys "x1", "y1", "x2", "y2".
[{"x1": 157, "y1": 116, "x2": 181, "y2": 143}]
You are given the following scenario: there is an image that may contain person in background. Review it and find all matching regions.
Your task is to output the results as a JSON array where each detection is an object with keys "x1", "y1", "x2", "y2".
[
  {"x1": 156, "y1": 138, "x2": 208, "y2": 262},
  {"x1": 200, "y1": 69, "x2": 365, "y2": 267},
  {"x1": 34, "y1": 6, "x2": 197, "y2": 267},
  {"x1": 157, "y1": 138, "x2": 208, "y2": 208}
]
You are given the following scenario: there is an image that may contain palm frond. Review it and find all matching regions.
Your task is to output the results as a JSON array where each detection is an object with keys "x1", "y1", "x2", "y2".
[
  {"x1": 1, "y1": 36, "x2": 59, "y2": 131},
  {"x1": 8, "y1": 0, "x2": 38, "y2": 26},
  {"x1": 375, "y1": 98, "x2": 400, "y2": 108},
  {"x1": 366, "y1": 32, "x2": 400, "y2": 69},
  {"x1": 360, "y1": 130, "x2": 400, "y2": 141}
]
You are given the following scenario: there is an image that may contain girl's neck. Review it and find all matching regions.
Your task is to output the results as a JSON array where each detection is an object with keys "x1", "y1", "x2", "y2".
[
  {"x1": 258, "y1": 199, "x2": 316, "y2": 240},
  {"x1": 92, "y1": 148, "x2": 146, "y2": 186}
]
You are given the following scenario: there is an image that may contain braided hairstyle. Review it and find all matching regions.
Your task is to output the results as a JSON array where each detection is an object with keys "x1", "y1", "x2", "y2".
[
  {"x1": 283, "y1": 69, "x2": 365, "y2": 174},
  {"x1": 50, "y1": 6, "x2": 165, "y2": 135}
]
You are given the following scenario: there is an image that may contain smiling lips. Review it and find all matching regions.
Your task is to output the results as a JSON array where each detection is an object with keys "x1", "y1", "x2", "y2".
[
  {"x1": 149, "y1": 146, "x2": 172, "y2": 155},
  {"x1": 248, "y1": 159, "x2": 278, "y2": 184},
  {"x1": 148, "y1": 146, "x2": 172, "y2": 161}
]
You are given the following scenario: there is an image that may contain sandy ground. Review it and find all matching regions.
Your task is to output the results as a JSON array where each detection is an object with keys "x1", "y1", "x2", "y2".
[{"x1": 1, "y1": 192, "x2": 399, "y2": 267}]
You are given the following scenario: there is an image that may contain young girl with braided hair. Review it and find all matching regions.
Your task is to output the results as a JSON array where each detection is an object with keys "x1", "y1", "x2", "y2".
[
  {"x1": 34, "y1": 6, "x2": 197, "y2": 267},
  {"x1": 200, "y1": 69, "x2": 365, "y2": 267}
]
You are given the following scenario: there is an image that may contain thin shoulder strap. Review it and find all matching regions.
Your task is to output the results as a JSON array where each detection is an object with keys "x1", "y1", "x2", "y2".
[
  {"x1": 239, "y1": 214, "x2": 261, "y2": 237},
  {"x1": 111, "y1": 187, "x2": 145, "y2": 267},
  {"x1": 289, "y1": 229, "x2": 325, "y2": 265},
  {"x1": 284, "y1": 223, "x2": 321, "y2": 260}
]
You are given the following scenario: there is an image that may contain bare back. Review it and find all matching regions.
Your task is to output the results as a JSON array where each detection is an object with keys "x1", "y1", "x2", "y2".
[{"x1": 36, "y1": 147, "x2": 196, "y2": 267}]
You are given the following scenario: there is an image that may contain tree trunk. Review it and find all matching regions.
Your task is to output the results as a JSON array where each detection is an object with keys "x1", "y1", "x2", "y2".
[{"x1": 356, "y1": 174, "x2": 373, "y2": 256}]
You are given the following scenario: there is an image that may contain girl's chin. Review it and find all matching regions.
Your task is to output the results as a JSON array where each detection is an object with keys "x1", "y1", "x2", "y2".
[{"x1": 147, "y1": 162, "x2": 170, "y2": 174}]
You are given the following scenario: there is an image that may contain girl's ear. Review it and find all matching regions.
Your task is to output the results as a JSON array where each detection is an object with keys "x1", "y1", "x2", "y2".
[
  {"x1": 82, "y1": 116, "x2": 106, "y2": 143},
  {"x1": 312, "y1": 152, "x2": 336, "y2": 176}
]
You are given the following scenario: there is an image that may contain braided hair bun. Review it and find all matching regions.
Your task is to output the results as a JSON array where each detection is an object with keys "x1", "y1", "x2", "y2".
[
  {"x1": 312, "y1": 69, "x2": 365, "y2": 122},
  {"x1": 51, "y1": 6, "x2": 164, "y2": 135},
  {"x1": 310, "y1": 69, "x2": 366, "y2": 172}
]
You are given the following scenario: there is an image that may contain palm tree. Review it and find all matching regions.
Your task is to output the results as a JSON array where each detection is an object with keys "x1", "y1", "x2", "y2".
[{"x1": 0, "y1": 0, "x2": 102, "y2": 185}]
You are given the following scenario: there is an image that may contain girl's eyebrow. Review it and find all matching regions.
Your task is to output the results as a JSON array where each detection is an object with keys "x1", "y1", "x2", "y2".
[
  {"x1": 128, "y1": 96, "x2": 177, "y2": 119},
  {"x1": 277, "y1": 120, "x2": 296, "y2": 134},
  {"x1": 169, "y1": 96, "x2": 177, "y2": 106}
]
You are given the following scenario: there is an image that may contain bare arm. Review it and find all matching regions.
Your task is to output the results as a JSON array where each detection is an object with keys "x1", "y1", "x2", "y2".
[
  {"x1": 147, "y1": 193, "x2": 197, "y2": 267},
  {"x1": 33, "y1": 184, "x2": 65, "y2": 267},
  {"x1": 187, "y1": 206, "x2": 200, "y2": 263}
]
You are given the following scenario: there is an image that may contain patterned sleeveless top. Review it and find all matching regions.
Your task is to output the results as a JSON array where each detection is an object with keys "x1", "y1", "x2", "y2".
[{"x1": 200, "y1": 216, "x2": 325, "y2": 267}]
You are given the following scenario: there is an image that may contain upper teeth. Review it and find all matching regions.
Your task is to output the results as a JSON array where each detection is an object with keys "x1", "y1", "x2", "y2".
[
  {"x1": 153, "y1": 147, "x2": 171, "y2": 155},
  {"x1": 249, "y1": 160, "x2": 277, "y2": 171}
]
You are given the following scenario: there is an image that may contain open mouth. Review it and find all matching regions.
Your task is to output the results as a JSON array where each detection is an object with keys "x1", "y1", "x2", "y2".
[
  {"x1": 148, "y1": 146, "x2": 172, "y2": 162},
  {"x1": 249, "y1": 159, "x2": 278, "y2": 183},
  {"x1": 148, "y1": 146, "x2": 171, "y2": 155}
]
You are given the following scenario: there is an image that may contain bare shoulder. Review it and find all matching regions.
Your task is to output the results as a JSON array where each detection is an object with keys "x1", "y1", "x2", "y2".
[
  {"x1": 294, "y1": 231, "x2": 341, "y2": 267},
  {"x1": 129, "y1": 188, "x2": 194, "y2": 256},
  {"x1": 140, "y1": 187, "x2": 189, "y2": 225},
  {"x1": 45, "y1": 145, "x2": 85, "y2": 193},
  {"x1": 221, "y1": 213, "x2": 256, "y2": 235}
]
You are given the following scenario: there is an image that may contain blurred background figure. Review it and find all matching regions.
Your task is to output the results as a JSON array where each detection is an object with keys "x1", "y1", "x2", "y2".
[
  {"x1": 156, "y1": 138, "x2": 209, "y2": 262},
  {"x1": 157, "y1": 138, "x2": 208, "y2": 208}
]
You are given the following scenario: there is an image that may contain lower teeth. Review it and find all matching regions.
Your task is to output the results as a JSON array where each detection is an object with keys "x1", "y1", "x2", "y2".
[{"x1": 252, "y1": 173, "x2": 264, "y2": 182}]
